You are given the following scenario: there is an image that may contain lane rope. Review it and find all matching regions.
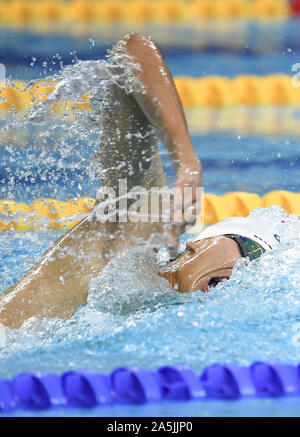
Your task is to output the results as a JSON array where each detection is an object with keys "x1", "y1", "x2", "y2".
[
  {"x1": 1, "y1": 75, "x2": 300, "y2": 112},
  {"x1": 0, "y1": 0, "x2": 292, "y2": 27},
  {"x1": 0, "y1": 190, "x2": 299, "y2": 231},
  {"x1": 0, "y1": 362, "x2": 299, "y2": 412}
]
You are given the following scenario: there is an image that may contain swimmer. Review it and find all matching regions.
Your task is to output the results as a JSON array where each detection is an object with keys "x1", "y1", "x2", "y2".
[{"x1": 0, "y1": 33, "x2": 281, "y2": 329}]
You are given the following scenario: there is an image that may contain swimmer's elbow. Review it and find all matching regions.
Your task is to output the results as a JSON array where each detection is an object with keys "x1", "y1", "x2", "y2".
[
  {"x1": 120, "y1": 32, "x2": 148, "y2": 45},
  {"x1": 118, "y1": 33, "x2": 159, "y2": 55}
]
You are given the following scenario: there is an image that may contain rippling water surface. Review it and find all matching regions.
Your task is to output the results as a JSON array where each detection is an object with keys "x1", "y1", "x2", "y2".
[
  {"x1": 0, "y1": 206, "x2": 299, "y2": 383},
  {"x1": 1, "y1": 44, "x2": 300, "y2": 416}
]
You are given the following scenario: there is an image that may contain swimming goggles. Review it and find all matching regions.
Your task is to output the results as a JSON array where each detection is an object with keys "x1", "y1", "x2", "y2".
[
  {"x1": 158, "y1": 233, "x2": 266, "y2": 267},
  {"x1": 225, "y1": 234, "x2": 265, "y2": 261}
]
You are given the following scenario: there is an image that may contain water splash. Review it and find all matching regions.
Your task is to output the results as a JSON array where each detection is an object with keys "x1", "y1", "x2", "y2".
[
  {"x1": 0, "y1": 207, "x2": 300, "y2": 379},
  {"x1": 0, "y1": 40, "x2": 144, "y2": 203},
  {"x1": 1, "y1": 44, "x2": 300, "y2": 379}
]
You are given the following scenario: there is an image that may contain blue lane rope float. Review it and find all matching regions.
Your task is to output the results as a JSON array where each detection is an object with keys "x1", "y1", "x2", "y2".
[{"x1": 1, "y1": 362, "x2": 300, "y2": 412}]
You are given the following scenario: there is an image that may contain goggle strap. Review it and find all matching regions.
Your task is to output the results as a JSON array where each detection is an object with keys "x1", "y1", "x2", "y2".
[{"x1": 225, "y1": 234, "x2": 265, "y2": 261}]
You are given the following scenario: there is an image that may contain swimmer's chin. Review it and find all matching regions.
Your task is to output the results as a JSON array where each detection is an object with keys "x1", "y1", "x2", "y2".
[
  {"x1": 155, "y1": 267, "x2": 193, "y2": 293},
  {"x1": 155, "y1": 265, "x2": 209, "y2": 293}
]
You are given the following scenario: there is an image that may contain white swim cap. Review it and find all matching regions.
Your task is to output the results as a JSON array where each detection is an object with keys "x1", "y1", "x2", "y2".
[
  {"x1": 189, "y1": 216, "x2": 281, "y2": 252},
  {"x1": 156, "y1": 216, "x2": 281, "y2": 267}
]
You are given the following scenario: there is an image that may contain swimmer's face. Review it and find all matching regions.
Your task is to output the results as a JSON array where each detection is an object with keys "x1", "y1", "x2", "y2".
[{"x1": 157, "y1": 236, "x2": 241, "y2": 293}]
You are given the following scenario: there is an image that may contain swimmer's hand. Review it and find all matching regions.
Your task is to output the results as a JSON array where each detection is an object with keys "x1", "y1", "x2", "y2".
[
  {"x1": 120, "y1": 33, "x2": 203, "y2": 256},
  {"x1": 164, "y1": 162, "x2": 202, "y2": 257}
]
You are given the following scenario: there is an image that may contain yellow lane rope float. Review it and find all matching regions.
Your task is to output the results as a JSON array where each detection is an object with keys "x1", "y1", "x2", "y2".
[
  {"x1": 0, "y1": 0, "x2": 291, "y2": 25},
  {"x1": 186, "y1": 107, "x2": 300, "y2": 136},
  {"x1": 1, "y1": 75, "x2": 300, "y2": 113},
  {"x1": 0, "y1": 191, "x2": 299, "y2": 231}
]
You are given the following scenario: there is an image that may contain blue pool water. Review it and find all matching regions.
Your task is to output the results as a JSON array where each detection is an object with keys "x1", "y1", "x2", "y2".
[
  {"x1": 0, "y1": 133, "x2": 299, "y2": 201},
  {"x1": 1, "y1": 206, "x2": 300, "y2": 417},
  {"x1": 1, "y1": 22, "x2": 300, "y2": 417},
  {"x1": 1, "y1": 19, "x2": 300, "y2": 80}
]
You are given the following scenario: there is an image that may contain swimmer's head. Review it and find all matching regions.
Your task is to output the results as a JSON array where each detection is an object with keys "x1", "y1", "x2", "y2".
[
  {"x1": 157, "y1": 236, "x2": 242, "y2": 292},
  {"x1": 156, "y1": 216, "x2": 280, "y2": 293}
]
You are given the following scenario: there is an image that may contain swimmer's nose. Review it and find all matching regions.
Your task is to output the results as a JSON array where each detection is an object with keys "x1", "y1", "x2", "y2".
[{"x1": 186, "y1": 241, "x2": 197, "y2": 253}]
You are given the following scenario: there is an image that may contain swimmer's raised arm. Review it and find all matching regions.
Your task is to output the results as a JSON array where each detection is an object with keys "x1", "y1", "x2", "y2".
[
  {"x1": 0, "y1": 34, "x2": 202, "y2": 329},
  {"x1": 120, "y1": 33, "x2": 201, "y2": 175},
  {"x1": 119, "y1": 33, "x2": 202, "y2": 250}
]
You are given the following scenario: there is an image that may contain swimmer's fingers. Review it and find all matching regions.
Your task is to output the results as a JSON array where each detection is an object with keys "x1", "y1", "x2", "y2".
[
  {"x1": 172, "y1": 170, "x2": 202, "y2": 222},
  {"x1": 162, "y1": 223, "x2": 180, "y2": 258},
  {"x1": 183, "y1": 197, "x2": 200, "y2": 230},
  {"x1": 163, "y1": 167, "x2": 202, "y2": 255},
  {"x1": 163, "y1": 204, "x2": 198, "y2": 258},
  {"x1": 163, "y1": 218, "x2": 196, "y2": 258},
  {"x1": 172, "y1": 194, "x2": 200, "y2": 229}
]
